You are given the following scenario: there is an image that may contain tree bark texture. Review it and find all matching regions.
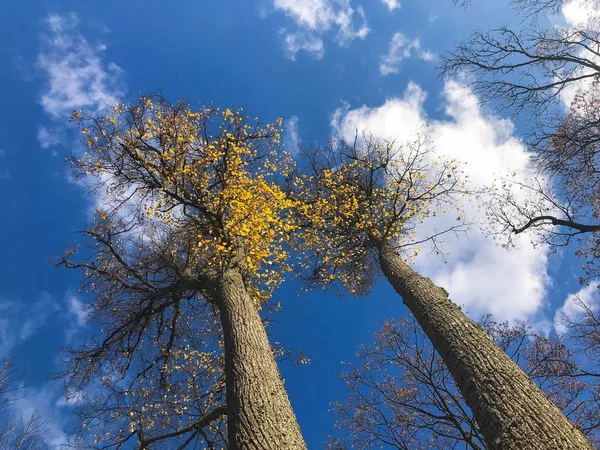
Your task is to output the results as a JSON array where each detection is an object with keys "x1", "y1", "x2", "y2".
[
  {"x1": 378, "y1": 241, "x2": 593, "y2": 450},
  {"x1": 214, "y1": 268, "x2": 307, "y2": 450}
]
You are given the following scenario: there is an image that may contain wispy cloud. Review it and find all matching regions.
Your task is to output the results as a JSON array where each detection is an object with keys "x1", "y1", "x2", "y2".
[
  {"x1": 10, "y1": 382, "x2": 71, "y2": 449},
  {"x1": 0, "y1": 298, "x2": 21, "y2": 359},
  {"x1": 0, "y1": 291, "x2": 87, "y2": 448},
  {"x1": 380, "y1": 32, "x2": 435, "y2": 76},
  {"x1": 38, "y1": 13, "x2": 125, "y2": 119},
  {"x1": 0, "y1": 146, "x2": 10, "y2": 182},
  {"x1": 1, "y1": 48, "x2": 35, "y2": 81},
  {"x1": 0, "y1": 292, "x2": 87, "y2": 449},
  {"x1": 66, "y1": 294, "x2": 87, "y2": 328},
  {"x1": 36, "y1": 12, "x2": 132, "y2": 219},
  {"x1": 555, "y1": 1, "x2": 600, "y2": 113},
  {"x1": 37, "y1": 126, "x2": 64, "y2": 154},
  {"x1": 283, "y1": 115, "x2": 301, "y2": 151},
  {"x1": 272, "y1": 0, "x2": 369, "y2": 60},
  {"x1": 20, "y1": 292, "x2": 61, "y2": 341},
  {"x1": 280, "y1": 30, "x2": 325, "y2": 60},
  {"x1": 0, "y1": 293, "x2": 60, "y2": 358},
  {"x1": 0, "y1": 291, "x2": 87, "y2": 359},
  {"x1": 64, "y1": 292, "x2": 89, "y2": 343}
]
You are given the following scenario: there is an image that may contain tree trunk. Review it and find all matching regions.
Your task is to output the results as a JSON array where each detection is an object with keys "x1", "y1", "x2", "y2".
[
  {"x1": 213, "y1": 268, "x2": 306, "y2": 450},
  {"x1": 378, "y1": 241, "x2": 593, "y2": 450}
]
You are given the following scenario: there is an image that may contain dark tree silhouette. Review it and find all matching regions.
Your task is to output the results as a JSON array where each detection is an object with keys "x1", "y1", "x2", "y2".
[{"x1": 0, "y1": 358, "x2": 47, "y2": 450}]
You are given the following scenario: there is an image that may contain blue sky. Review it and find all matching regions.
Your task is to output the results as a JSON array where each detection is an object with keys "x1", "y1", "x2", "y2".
[{"x1": 0, "y1": 0, "x2": 596, "y2": 447}]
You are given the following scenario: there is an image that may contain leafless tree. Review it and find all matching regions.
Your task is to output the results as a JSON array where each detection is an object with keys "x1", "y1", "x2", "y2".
[
  {"x1": 328, "y1": 315, "x2": 600, "y2": 449},
  {"x1": 0, "y1": 358, "x2": 47, "y2": 450},
  {"x1": 510, "y1": 0, "x2": 599, "y2": 20},
  {"x1": 441, "y1": 26, "x2": 600, "y2": 115},
  {"x1": 442, "y1": 0, "x2": 600, "y2": 287}
]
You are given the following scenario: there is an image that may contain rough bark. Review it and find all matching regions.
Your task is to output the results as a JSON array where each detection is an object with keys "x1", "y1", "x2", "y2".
[
  {"x1": 213, "y1": 268, "x2": 306, "y2": 450},
  {"x1": 378, "y1": 241, "x2": 594, "y2": 450}
]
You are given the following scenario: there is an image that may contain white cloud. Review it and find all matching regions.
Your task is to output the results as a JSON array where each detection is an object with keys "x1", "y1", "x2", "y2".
[
  {"x1": 331, "y1": 80, "x2": 551, "y2": 321},
  {"x1": 274, "y1": 0, "x2": 334, "y2": 29},
  {"x1": 20, "y1": 292, "x2": 61, "y2": 341},
  {"x1": 37, "y1": 126, "x2": 64, "y2": 153},
  {"x1": 0, "y1": 293, "x2": 61, "y2": 359},
  {"x1": 46, "y1": 12, "x2": 77, "y2": 33},
  {"x1": 381, "y1": 0, "x2": 400, "y2": 11},
  {"x1": 0, "y1": 299, "x2": 20, "y2": 359},
  {"x1": 64, "y1": 293, "x2": 88, "y2": 343},
  {"x1": 284, "y1": 115, "x2": 301, "y2": 151},
  {"x1": 36, "y1": 13, "x2": 136, "y2": 226},
  {"x1": 281, "y1": 30, "x2": 325, "y2": 60},
  {"x1": 554, "y1": 283, "x2": 600, "y2": 334},
  {"x1": 66, "y1": 294, "x2": 87, "y2": 328},
  {"x1": 0, "y1": 291, "x2": 87, "y2": 357},
  {"x1": 38, "y1": 12, "x2": 124, "y2": 119},
  {"x1": 561, "y1": 0, "x2": 600, "y2": 28},
  {"x1": 380, "y1": 32, "x2": 435, "y2": 76},
  {"x1": 273, "y1": 0, "x2": 369, "y2": 59}
]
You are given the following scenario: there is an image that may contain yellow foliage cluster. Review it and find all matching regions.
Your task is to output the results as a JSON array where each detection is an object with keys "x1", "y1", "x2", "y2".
[
  {"x1": 292, "y1": 139, "x2": 464, "y2": 295},
  {"x1": 75, "y1": 97, "x2": 296, "y2": 305},
  {"x1": 71, "y1": 98, "x2": 466, "y2": 449}
]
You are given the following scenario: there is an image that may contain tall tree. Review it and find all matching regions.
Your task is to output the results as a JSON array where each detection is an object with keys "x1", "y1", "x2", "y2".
[
  {"x1": 62, "y1": 95, "x2": 306, "y2": 449},
  {"x1": 291, "y1": 136, "x2": 593, "y2": 449},
  {"x1": 328, "y1": 315, "x2": 600, "y2": 449}
]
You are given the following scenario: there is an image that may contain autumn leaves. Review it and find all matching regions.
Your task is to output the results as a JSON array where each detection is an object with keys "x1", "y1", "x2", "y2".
[
  {"x1": 73, "y1": 97, "x2": 296, "y2": 303},
  {"x1": 72, "y1": 96, "x2": 464, "y2": 307},
  {"x1": 61, "y1": 94, "x2": 594, "y2": 449},
  {"x1": 290, "y1": 136, "x2": 466, "y2": 296}
]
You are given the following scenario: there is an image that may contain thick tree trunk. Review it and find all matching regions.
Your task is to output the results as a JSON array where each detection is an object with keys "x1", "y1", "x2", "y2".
[
  {"x1": 378, "y1": 241, "x2": 593, "y2": 450},
  {"x1": 213, "y1": 268, "x2": 306, "y2": 450}
]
